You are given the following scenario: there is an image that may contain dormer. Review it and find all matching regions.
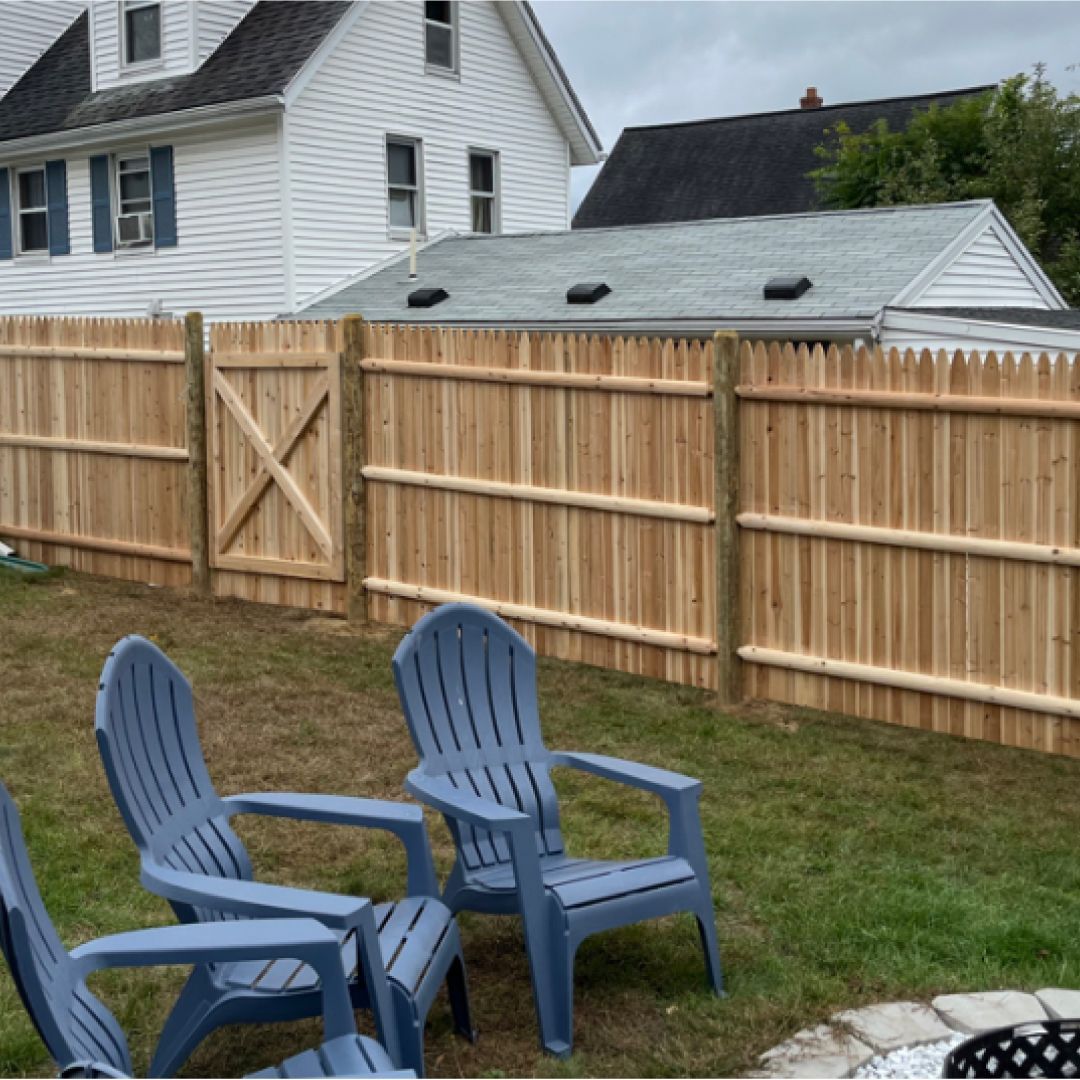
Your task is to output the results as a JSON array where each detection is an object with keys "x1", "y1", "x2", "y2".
[{"x1": 89, "y1": 0, "x2": 255, "y2": 91}]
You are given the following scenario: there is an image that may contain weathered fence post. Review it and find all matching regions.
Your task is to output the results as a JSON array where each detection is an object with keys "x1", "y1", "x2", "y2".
[
  {"x1": 341, "y1": 315, "x2": 368, "y2": 622},
  {"x1": 185, "y1": 311, "x2": 210, "y2": 595},
  {"x1": 713, "y1": 330, "x2": 741, "y2": 703}
]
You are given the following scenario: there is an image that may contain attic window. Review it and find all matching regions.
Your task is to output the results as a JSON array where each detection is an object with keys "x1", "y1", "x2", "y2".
[
  {"x1": 424, "y1": 2, "x2": 458, "y2": 74},
  {"x1": 566, "y1": 282, "x2": 611, "y2": 305},
  {"x1": 408, "y1": 287, "x2": 449, "y2": 308},
  {"x1": 122, "y1": 0, "x2": 162, "y2": 66},
  {"x1": 763, "y1": 275, "x2": 812, "y2": 300}
]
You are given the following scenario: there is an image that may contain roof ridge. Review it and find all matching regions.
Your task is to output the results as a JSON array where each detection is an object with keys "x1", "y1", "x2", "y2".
[
  {"x1": 449, "y1": 199, "x2": 992, "y2": 244},
  {"x1": 621, "y1": 84, "x2": 997, "y2": 134}
]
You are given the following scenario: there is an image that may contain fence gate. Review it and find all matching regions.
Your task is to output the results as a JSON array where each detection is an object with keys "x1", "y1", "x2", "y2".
[{"x1": 207, "y1": 322, "x2": 344, "y2": 585}]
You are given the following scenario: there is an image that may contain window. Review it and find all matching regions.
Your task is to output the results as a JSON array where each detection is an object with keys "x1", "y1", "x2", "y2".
[
  {"x1": 424, "y1": 1, "x2": 457, "y2": 72},
  {"x1": 468, "y1": 150, "x2": 498, "y2": 234},
  {"x1": 387, "y1": 138, "x2": 423, "y2": 235},
  {"x1": 114, "y1": 154, "x2": 154, "y2": 247},
  {"x1": 122, "y1": 0, "x2": 162, "y2": 66},
  {"x1": 15, "y1": 167, "x2": 48, "y2": 254}
]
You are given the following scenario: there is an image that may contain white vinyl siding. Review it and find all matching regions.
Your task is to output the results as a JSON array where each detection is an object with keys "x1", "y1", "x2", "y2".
[
  {"x1": 196, "y1": 1, "x2": 255, "y2": 62},
  {"x1": 914, "y1": 225, "x2": 1053, "y2": 309},
  {"x1": 0, "y1": 119, "x2": 286, "y2": 319},
  {"x1": 0, "y1": 2, "x2": 84, "y2": 99},
  {"x1": 286, "y1": 0, "x2": 572, "y2": 305},
  {"x1": 91, "y1": 1, "x2": 196, "y2": 90}
]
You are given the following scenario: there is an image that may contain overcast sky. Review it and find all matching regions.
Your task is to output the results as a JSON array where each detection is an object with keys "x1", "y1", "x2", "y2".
[{"x1": 532, "y1": 1, "x2": 1080, "y2": 207}]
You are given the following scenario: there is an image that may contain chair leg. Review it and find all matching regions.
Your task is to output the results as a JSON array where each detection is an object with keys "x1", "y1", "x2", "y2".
[
  {"x1": 148, "y1": 967, "x2": 220, "y2": 1078},
  {"x1": 695, "y1": 902, "x2": 724, "y2": 997},
  {"x1": 542, "y1": 926, "x2": 576, "y2": 1060},
  {"x1": 446, "y1": 952, "x2": 476, "y2": 1042},
  {"x1": 390, "y1": 982, "x2": 426, "y2": 1078}
]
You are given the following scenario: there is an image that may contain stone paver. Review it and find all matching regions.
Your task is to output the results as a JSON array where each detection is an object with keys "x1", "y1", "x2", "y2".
[
  {"x1": 758, "y1": 1024, "x2": 874, "y2": 1078},
  {"x1": 758, "y1": 989, "x2": 1080, "y2": 1077},
  {"x1": 833, "y1": 1000, "x2": 956, "y2": 1053},
  {"x1": 931, "y1": 991, "x2": 1047, "y2": 1034},
  {"x1": 1035, "y1": 987, "x2": 1080, "y2": 1020}
]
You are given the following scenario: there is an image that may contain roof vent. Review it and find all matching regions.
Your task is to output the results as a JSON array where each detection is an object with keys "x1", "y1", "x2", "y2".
[
  {"x1": 763, "y1": 275, "x2": 812, "y2": 300},
  {"x1": 407, "y1": 286, "x2": 449, "y2": 308},
  {"x1": 566, "y1": 282, "x2": 611, "y2": 305}
]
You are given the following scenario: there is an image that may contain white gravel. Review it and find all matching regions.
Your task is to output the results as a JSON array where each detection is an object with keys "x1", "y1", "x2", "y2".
[{"x1": 853, "y1": 1034, "x2": 967, "y2": 1079}]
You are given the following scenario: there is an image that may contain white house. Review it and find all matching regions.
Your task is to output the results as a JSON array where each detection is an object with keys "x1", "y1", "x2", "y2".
[
  {"x1": 300, "y1": 199, "x2": 1080, "y2": 356},
  {"x1": 0, "y1": 0, "x2": 601, "y2": 319}
]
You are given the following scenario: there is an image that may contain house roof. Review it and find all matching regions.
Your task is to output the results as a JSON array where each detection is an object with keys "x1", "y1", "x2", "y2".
[
  {"x1": 0, "y1": 2, "x2": 351, "y2": 146},
  {"x1": 572, "y1": 86, "x2": 995, "y2": 230},
  {"x1": 899, "y1": 306, "x2": 1080, "y2": 330},
  {"x1": 0, "y1": 2, "x2": 600, "y2": 162},
  {"x1": 300, "y1": 200, "x2": 992, "y2": 331}
]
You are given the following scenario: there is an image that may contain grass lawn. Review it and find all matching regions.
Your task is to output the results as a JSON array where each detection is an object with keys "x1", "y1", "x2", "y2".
[{"x1": 1, "y1": 569, "x2": 1079, "y2": 1078}]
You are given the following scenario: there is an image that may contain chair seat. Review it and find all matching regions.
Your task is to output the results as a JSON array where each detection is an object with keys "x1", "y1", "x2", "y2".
[
  {"x1": 246, "y1": 1033, "x2": 399, "y2": 1078},
  {"x1": 220, "y1": 897, "x2": 456, "y2": 998},
  {"x1": 471, "y1": 856, "x2": 697, "y2": 910}
]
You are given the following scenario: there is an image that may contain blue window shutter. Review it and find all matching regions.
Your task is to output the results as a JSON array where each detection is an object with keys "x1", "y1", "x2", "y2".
[
  {"x1": 90, "y1": 155, "x2": 113, "y2": 253},
  {"x1": 0, "y1": 168, "x2": 11, "y2": 260},
  {"x1": 45, "y1": 160, "x2": 69, "y2": 256},
  {"x1": 150, "y1": 145, "x2": 176, "y2": 248}
]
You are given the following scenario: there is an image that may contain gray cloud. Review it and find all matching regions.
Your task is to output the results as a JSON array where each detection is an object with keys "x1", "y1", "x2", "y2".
[{"x1": 531, "y1": 1, "x2": 1080, "y2": 207}]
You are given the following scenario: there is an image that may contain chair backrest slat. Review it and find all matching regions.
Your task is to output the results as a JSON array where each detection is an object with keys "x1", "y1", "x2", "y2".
[
  {"x1": 393, "y1": 605, "x2": 565, "y2": 870},
  {"x1": 96, "y1": 637, "x2": 253, "y2": 925},
  {"x1": 0, "y1": 786, "x2": 132, "y2": 1076}
]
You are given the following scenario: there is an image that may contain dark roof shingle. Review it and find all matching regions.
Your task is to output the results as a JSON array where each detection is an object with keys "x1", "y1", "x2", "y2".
[
  {"x1": 573, "y1": 86, "x2": 994, "y2": 230},
  {"x1": 900, "y1": 306, "x2": 1080, "y2": 330},
  {"x1": 0, "y1": 2, "x2": 350, "y2": 145}
]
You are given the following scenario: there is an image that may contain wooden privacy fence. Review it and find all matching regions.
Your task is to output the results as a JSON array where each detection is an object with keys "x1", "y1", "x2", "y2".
[
  {"x1": 352, "y1": 323, "x2": 720, "y2": 689},
  {"x1": 2, "y1": 314, "x2": 1079, "y2": 759},
  {"x1": 738, "y1": 341, "x2": 1080, "y2": 759},
  {"x1": 0, "y1": 315, "x2": 193, "y2": 586}
]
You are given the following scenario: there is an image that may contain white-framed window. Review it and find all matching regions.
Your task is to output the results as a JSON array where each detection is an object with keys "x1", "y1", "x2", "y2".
[
  {"x1": 122, "y1": 0, "x2": 162, "y2": 66},
  {"x1": 424, "y1": 1, "x2": 458, "y2": 73},
  {"x1": 14, "y1": 166, "x2": 48, "y2": 255},
  {"x1": 468, "y1": 150, "x2": 499, "y2": 234},
  {"x1": 386, "y1": 137, "x2": 424, "y2": 236},
  {"x1": 114, "y1": 153, "x2": 154, "y2": 247}
]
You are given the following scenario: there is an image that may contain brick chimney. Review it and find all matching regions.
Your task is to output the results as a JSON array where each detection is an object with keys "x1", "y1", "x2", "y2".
[{"x1": 800, "y1": 86, "x2": 823, "y2": 109}]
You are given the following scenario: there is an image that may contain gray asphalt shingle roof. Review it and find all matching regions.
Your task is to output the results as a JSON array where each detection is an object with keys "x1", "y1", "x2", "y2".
[
  {"x1": 0, "y1": 2, "x2": 350, "y2": 145},
  {"x1": 301, "y1": 201, "x2": 990, "y2": 326}
]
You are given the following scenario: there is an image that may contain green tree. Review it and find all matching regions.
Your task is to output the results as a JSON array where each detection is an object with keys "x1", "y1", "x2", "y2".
[{"x1": 812, "y1": 67, "x2": 1080, "y2": 304}]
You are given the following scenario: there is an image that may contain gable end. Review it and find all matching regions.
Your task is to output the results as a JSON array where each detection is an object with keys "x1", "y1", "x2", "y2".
[{"x1": 905, "y1": 219, "x2": 1063, "y2": 310}]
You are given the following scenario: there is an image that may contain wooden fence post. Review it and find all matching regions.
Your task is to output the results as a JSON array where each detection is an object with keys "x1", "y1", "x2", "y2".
[
  {"x1": 185, "y1": 312, "x2": 210, "y2": 595},
  {"x1": 713, "y1": 330, "x2": 741, "y2": 703},
  {"x1": 342, "y1": 315, "x2": 368, "y2": 622}
]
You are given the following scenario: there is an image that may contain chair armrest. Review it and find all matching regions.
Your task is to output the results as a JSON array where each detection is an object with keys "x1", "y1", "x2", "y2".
[
  {"x1": 70, "y1": 918, "x2": 357, "y2": 1041},
  {"x1": 404, "y1": 771, "x2": 532, "y2": 834},
  {"x1": 139, "y1": 865, "x2": 401, "y2": 1062},
  {"x1": 224, "y1": 792, "x2": 438, "y2": 896},
  {"x1": 550, "y1": 751, "x2": 702, "y2": 802},
  {"x1": 142, "y1": 864, "x2": 371, "y2": 931}
]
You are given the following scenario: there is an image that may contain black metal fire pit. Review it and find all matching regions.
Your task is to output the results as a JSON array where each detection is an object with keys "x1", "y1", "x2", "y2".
[{"x1": 944, "y1": 1018, "x2": 1080, "y2": 1078}]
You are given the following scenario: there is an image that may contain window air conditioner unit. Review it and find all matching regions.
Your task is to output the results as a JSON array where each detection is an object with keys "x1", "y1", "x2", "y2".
[{"x1": 116, "y1": 212, "x2": 153, "y2": 246}]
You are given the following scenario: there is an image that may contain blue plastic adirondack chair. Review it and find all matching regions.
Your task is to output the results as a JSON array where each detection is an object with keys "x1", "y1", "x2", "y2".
[
  {"x1": 0, "y1": 783, "x2": 411, "y2": 1079},
  {"x1": 95, "y1": 636, "x2": 473, "y2": 1078},
  {"x1": 392, "y1": 603, "x2": 724, "y2": 1057}
]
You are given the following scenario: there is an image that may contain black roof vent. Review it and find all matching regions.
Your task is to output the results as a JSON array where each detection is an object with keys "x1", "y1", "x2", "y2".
[
  {"x1": 566, "y1": 282, "x2": 611, "y2": 305},
  {"x1": 407, "y1": 286, "x2": 449, "y2": 308},
  {"x1": 763, "y1": 275, "x2": 812, "y2": 300}
]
